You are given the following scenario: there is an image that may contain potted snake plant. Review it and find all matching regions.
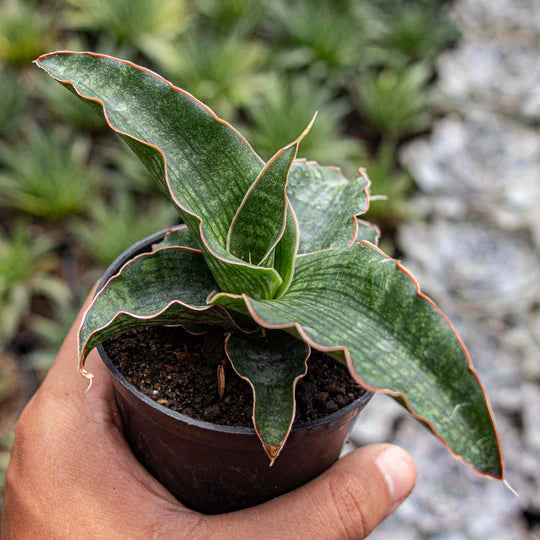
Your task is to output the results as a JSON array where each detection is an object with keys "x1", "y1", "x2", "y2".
[{"x1": 35, "y1": 51, "x2": 504, "y2": 514}]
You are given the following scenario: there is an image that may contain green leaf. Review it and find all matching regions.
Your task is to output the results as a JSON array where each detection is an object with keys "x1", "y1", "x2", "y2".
[
  {"x1": 227, "y1": 116, "x2": 315, "y2": 266},
  {"x1": 271, "y1": 201, "x2": 300, "y2": 298},
  {"x1": 211, "y1": 243, "x2": 502, "y2": 478},
  {"x1": 227, "y1": 144, "x2": 296, "y2": 265},
  {"x1": 152, "y1": 225, "x2": 199, "y2": 250},
  {"x1": 287, "y1": 160, "x2": 370, "y2": 254},
  {"x1": 35, "y1": 51, "x2": 281, "y2": 299},
  {"x1": 225, "y1": 331, "x2": 309, "y2": 462},
  {"x1": 152, "y1": 226, "x2": 281, "y2": 299},
  {"x1": 78, "y1": 247, "x2": 235, "y2": 377},
  {"x1": 355, "y1": 219, "x2": 381, "y2": 245}
]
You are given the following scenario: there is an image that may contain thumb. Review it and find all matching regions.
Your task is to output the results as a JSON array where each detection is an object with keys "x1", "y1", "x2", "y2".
[{"x1": 212, "y1": 444, "x2": 416, "y2": 539}]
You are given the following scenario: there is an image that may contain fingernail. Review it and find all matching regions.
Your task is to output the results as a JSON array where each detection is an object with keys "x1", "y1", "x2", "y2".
[{"x1": 375, "y1": 446, "x2": 416, "y2": 504}]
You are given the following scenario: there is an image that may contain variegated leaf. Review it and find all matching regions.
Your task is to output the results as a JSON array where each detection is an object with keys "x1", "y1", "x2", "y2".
[
  {"x1": 225, "y1": 331, "x2": 309, "y2": 462},
  {"x1": 211, "y1": 243, "x2": 503, "y2": 478}
]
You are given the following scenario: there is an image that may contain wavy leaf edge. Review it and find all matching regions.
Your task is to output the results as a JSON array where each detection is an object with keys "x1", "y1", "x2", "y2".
[
  {"x1": 77, "y1": 245, "x2": 251, "y2": 380},
  {"x1": 38, "y1": 52, "x2": 504, "y2": 482},
  {"x1": 210, "y1": 241, "x2": 504, "y2": 480},
  {"x1": 224, "y1": 332, "x2": 311, "y2": 464},
  {"x1": 34, "y1": 51, "x2": 285, "y2": 285},
  {"x1": 292, "y1": 159, "x2": 373, "y2": 249},
  {"x1": 355, "y1": 218, "x2": 382, "y2": 245}
]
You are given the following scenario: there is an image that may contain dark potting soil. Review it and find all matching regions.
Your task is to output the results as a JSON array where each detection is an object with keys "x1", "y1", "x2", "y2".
[{"x1": 104, "y1": 326, "x2": 366, "y2": 427}]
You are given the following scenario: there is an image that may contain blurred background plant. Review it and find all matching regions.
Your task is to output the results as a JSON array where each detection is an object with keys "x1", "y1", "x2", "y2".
[
  {"x1": 146, "y1": 31, "x2": 267, "y2": 121},
  {"x1": 73, "y1": 191, "x2": 178, "y2": 270},
  {"x1": 0, "y1": 69, "x2": 26, "y2": 139},
  {"x1": 7, "y1": 0, "x2": 514, "y2": 531},
  {"x1": 0, "y1": 128, "x2": 102, "y2": 220},
  {"x1": 352, "y1": 64, "x2": 431, "y2": 138},
  {"x1": 0, "y1": 223, "x2": 69, "y2": 349},
  {"x1": 0, "y1": 0, "x2": 57, "y2": 66},
  {"x1": 243, "y1": 74, "x2": 361, "y2": 172}
]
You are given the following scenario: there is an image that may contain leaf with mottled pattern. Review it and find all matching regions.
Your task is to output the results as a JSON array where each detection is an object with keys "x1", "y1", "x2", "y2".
[
  {"x1": 37, "y1": 51, "x2": 504, "y2": 479},
  {"x1": 211, "y1": 243, "x2": 503, "y2": 478},
  {"x1": 152, "y1": 225, "x2": 198, "y2": 250},
  {"x1": 35, "y1": 52, "x2": 281, "y2": 299},
  {"x1": 227, "y1": 144, "x2": 297, "y2": 265},
  {"x1": 79, "y1": 247, "x2": 233, "y2": 373},
  {"x1": 225, "y1": 331, "x2": 309, "y2": 462},
  {"x1": 286, "y1": 160, "x2": 370, "y2": 254},
  {"x1": 355, "y1": 219, "x2": 381, "y2": 245}
]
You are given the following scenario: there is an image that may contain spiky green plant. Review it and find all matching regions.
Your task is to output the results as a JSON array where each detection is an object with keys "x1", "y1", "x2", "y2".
[
  {"x1": 353, "y1": 65, "x2": 431, "y2": 137},
  {"x1": 266, "y1": 0, "x2": 372, "y2": 79},
  {"x1": 245, "y1": 75, "x2": 360, "y2": 172},
  {"x1": 0, "y1": 0, "x2": 55, "y2": 65},
  {"x1": 374, "y1": 2, "x2": 459, "y2": 66},
  {"x1": 147, "y1": 32, "x2": 267, "y2": 121},
  {"x1": 194, "y1": 0, "x2": 267, "y2": 35},
  {"x1": 62, "y1": 0, "x2": 191, "y2": 55},
  {"x1": 0, "y1": 128, "x2": 101, "y2": 219},
  {"x1": 0, "y1": 69, "x2": 25, "y2": 137},
  {"x1": 100, "y1": 144, "x2": 161, "y2": 194},
  {"x1": 36, "y1": 76, "x2": 106, "y2": 132},
  {"x1": 35, "y1": 51, "x2": 504, "y2": 479},
  {"x1": 0, "y1": 222, "x2": 69, "y2": 347},
  {"x1": 361, "y1": 140, "x2": 415, "y2": 226}
]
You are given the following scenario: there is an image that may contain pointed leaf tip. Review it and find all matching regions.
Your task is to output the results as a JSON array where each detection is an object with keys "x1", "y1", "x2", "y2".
[
  {"x1": 295, "y1": 111, "x2": 318, "y2": 145},
  {"x1": 227, "y1": 117, "x2": 314, "y2": 266},
  {"x1": 225, "y1": 331, "x2": 309, "y2": 462},
  {"x1": 35, "y1": 51, "x2": 282, "y2": 300},
  {"x1": 213, "y1": 244, "x2": 503, "y2": 477}
]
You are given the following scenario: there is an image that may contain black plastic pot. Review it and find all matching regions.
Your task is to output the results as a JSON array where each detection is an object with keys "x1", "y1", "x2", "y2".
[{"x1": 96, "y1": 229, "x2": 373, "y2": 514}]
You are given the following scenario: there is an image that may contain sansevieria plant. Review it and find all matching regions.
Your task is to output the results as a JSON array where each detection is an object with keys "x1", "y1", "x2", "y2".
[{"x1": 36, "y1": 52, "x2": 504, "y2": 480}]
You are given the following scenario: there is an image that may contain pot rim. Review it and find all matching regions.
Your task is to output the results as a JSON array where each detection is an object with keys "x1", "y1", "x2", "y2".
[{"x1": 96, "y1": 227, "x2": 373, "y2": 436}]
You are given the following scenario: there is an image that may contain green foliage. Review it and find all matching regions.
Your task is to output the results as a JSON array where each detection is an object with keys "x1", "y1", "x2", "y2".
[
  {"x1": 0, "y1": 69, "x2": 25, "y2": 137},
  {"x1": 245, "y1": 75, "x2": 360, "y2": 171},
  {"x1": 362, "y1": 140, "x2": 415, "y2": 225},
  {"x1": 0, "y1": 128, "x2": 101, "y2": 219},
  {"x1": 374, "y1": 2, "x2": 459, "y2": 66},
  {"x1": 266, "y1": 0, "x2": 373, "y2": 78},
  {"x1": 148, "y1": 32, "x2": 267, "y2": 121},
  {"x1": 100, "y1": 144, "x2": 161, "y2": 194},
  {"x1": 36, "y1": 52, "x2": 503, "y2": 477},
  {"x1": 35, "y1": 76, "x2": 107, "y2": 132},
  {"x1": 194, "y1": 0, "x2": 268, "y2": 35},
  {"x1": 0, "y1": 223, "x2": 69, "y2": 346},
  {"x1": 0, "y1": 0, "x2": 55, "y2": 65},
  {"x1": 353, "y1": 64, "x2": 431, "y2": 137},
  {"x1": 62, "y1": 0, "x2": 191, "y2": 53},
  {"x1": 74, "y1": 192, "x2": 178, "y2": 268}
]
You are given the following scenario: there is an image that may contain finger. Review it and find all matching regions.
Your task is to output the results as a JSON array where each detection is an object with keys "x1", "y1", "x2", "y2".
[{"x1": 211, "y1": 444, "x2": 416, "y2": 540}]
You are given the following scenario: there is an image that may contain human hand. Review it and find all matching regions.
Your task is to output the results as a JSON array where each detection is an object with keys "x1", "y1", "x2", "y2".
[{"x1": 2, "y1": 289, "x2": 416, "y2": 539}]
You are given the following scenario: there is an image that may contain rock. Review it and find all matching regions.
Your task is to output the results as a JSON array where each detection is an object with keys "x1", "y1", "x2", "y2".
[
  {"x1": 203, "y1": 403, "x2": 221, "y2": 421},
  {"x1": 324, "y1": 400, "x2": 338, "y2": 413},
  {"x1": 371, "y1": 1, "x2": 540, "y2": 536},
  {"x1": 400, "y1": 113, "x2": 540, "y2": 240}
]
